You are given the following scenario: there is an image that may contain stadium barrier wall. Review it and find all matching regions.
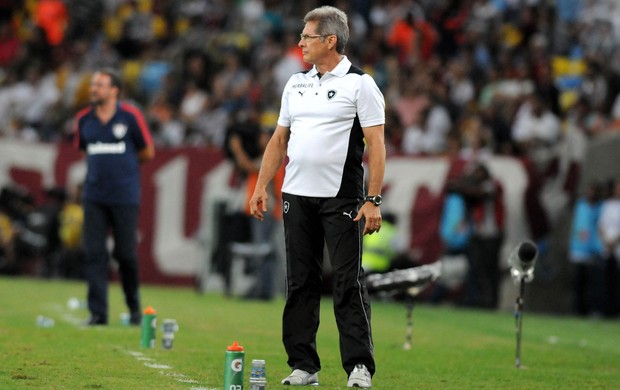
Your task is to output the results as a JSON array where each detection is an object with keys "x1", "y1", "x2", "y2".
[{"x1": 0, "y1": 139, "x2": 584, "y2": 310}]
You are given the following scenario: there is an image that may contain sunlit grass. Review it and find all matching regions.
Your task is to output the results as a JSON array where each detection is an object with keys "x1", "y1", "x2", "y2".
[{"x1": 1, "y1": 276, "x2": 618, "y2": 389}]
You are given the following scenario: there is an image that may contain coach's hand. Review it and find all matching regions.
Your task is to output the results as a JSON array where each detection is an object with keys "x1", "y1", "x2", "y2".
[
  {"x1": 354, "y1": 202, "x2": 382, "y2": 235},
  {"x1": 249, "y1": 188, "x2": 268, "y2": 221}
]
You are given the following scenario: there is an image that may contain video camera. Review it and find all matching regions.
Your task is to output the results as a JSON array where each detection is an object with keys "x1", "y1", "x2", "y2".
[
  {"x1": 508, "y1": 240, "x2": 538, "y2": 284},
  {"x1": 365, "y1": 262, "x2": 441, "y2": 296}
]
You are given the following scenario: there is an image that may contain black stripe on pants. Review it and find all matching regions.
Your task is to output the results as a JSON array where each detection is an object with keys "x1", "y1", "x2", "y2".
[{"x1": 281, "y1": 193, "x2": 375, "y2": 376}]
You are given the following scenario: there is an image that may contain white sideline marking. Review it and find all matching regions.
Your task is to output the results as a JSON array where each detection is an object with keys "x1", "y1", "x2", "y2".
[
  {"x1": 47, "y1": 301, "x2": 217, "y2": 389},
  {"x1": 145, "y1": 363, "x2": 172, "y2": 369},
  {"x1": 162, "y1": 372, "x2": 199, "y2": 384},
  {"x1": 47, "y1": 302, "x2": 84, "y2": 325},
  {"x1": 126, "y1": 350, "x2": 215, "y2": 389}
]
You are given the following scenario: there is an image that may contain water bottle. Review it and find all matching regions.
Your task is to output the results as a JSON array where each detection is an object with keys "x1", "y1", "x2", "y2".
[
  {"x1": 140, "y1": 306, "x2": 157, "y2": 348},
  {"x1": 36, "y1": 315, "x2": 55, "y2": 328},
  {"x1": 249, "y1": 359, "x2": 267, "y2": 390},
  {"x1": 119, "y1": 312, "x2": 130, "y2": 326},
  {"x1": 223, "y1": 341, "x2": 244, "y2": 390},
  {"x1": 161, "y1": 319, "x2": 179, "y2": 349}
]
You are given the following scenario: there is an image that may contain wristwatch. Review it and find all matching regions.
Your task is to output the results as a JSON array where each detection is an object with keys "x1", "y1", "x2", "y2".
[{"x1": 364, "y1": 194, "x2": 382, "y2": 206}]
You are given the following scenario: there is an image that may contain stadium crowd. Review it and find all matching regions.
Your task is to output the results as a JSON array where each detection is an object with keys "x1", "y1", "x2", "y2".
[
  {"x1": 1, "y1": 0, "x2": 620, "y2": 150},
  {"x1": 1, "y1": 0, "x2": 620, "y2": 315}
]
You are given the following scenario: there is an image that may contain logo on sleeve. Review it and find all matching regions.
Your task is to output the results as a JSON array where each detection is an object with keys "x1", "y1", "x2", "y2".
[
  {"x1": 327, "y1": 90, "x2": 337, "y2": 100},
  {"x1": 113, "y1": 123, "x2": 128, "y2": 139}
]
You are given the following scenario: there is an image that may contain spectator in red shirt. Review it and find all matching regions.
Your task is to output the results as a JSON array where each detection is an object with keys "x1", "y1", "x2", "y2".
[
  {"x1": 35, "y1": 0, "x2": 67, "y2": 46},
  {"x1": 0, "y1": 19, "x2": 20, "y2": 66}
]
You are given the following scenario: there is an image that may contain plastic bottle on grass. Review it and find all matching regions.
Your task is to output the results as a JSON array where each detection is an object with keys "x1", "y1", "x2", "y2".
[
  {"x1": 140, "y1": 306, "x2": 157, "y2": 348},
  {"x1": 36, "y1": 315, "x2": 55, "y2": 328},
  {"x1": 224, "y1": 341, "x2": 244, "y2": 390},
  {"x1": 161, "y1": 319, "x2": 179, "y2": 349},
  {"x1": 249, "y1": 359, "x2": 266, "y2": 390}
]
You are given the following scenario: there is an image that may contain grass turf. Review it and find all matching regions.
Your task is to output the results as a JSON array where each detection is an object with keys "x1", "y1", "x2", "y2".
[{"x1": 0, "y1": 276, "x2": 619, "y2": 389}]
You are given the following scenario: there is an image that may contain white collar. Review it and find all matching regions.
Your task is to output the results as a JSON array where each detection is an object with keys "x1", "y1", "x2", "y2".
[{"x1": 308, "y1": 55, "x2": 351, "y2": 78}]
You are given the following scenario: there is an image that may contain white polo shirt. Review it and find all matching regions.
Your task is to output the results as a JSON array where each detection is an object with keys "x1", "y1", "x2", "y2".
[{"x1": 278, "y1": 56, "x2": 385, "y2": 198}]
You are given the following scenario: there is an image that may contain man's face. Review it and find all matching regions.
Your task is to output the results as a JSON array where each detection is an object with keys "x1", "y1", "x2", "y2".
[
  {"x1": 299, "y1": 21, "x2": 331, "y2": 65},
  {"x1": 89, "y1": 72, "x2": 117, "y2": 106}
]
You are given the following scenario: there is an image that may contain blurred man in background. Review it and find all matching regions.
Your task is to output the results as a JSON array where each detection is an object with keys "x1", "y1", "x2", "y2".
[{"x1": 74, "y1": 68, "x2": 154, "y2": 326}]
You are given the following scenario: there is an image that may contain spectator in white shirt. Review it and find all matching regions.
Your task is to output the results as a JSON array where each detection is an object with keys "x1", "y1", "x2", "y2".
[{"x1": 511, "y1": 94, "x2": 561, "y2": 173}]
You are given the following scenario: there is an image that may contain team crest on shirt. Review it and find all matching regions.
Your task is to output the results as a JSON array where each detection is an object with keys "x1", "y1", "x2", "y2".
[
  {"x1": 112, "y1": 123, "x2": 128, "y2": 139},
  {"x1": 327, "y1": 90, "x2": 337, "y2": 100},
  {"x1": 283, "y1": 201, "x2": 290, "y2": 214}
]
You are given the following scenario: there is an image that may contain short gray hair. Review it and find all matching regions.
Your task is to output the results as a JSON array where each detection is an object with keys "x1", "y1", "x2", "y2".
[{"x1": 304, "y1": 6, "x2": 349, "y2": 54}]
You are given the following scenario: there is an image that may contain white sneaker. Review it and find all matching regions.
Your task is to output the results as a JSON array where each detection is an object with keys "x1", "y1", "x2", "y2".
[
  {"x1": 347, "y1": 364, "x2": 372, "y2": 388},
  {"x1": 281, "y1": 369, "x2": 319, "y2": 386}
]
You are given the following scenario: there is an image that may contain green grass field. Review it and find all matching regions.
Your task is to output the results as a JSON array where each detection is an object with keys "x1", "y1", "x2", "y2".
[{"x1": 1, "y1": 276, "x2": 619, "y2": 389}]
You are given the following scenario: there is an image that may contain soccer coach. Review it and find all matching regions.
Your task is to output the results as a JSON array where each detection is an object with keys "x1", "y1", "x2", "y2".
[
  {"x1": 74, "y1": 68, "x2": 155, "y2": 326},
  {"x1": 249, "y1": 5, "x2": 385, "y2": 388}
]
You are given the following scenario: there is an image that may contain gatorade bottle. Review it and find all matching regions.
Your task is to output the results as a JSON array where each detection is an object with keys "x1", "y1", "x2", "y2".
[
  {"x1": 140, "y1": 306, "x2": 157, "y2": 348},
  {"x1": 223, "y1": 341, "x2": 245, "y2": 390}
]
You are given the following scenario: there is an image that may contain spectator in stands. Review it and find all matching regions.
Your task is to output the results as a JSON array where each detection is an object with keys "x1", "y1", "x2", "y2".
[
  {"x1": 393, "y1": 76, "x2": 430, "y2": 131},
  {"x1": 431, "y1": 184, "x2": 472, "y2": 304},
  {"x1": 431, "y1": 0, "x2": 468, "y2": 62},
  {"x1": 17, "y1": 65, "x2": 62, "y2": 140},
  {"x1": 34, "y1": 0, "x2": 68, "y2": 46},
  {"x1": 580, "y1": 60, "x2": 609, "y2": 111},
  {"x1": 63, "y1": 0, "x2": 104, "y2": 43},
  {"x1": 112, "y1": 17, "x2": 144, "y2": 60},
  {"x1": 386, "y1": 6, "x2": 438, "y2": 67},
  {"x1": 383, "y1": 107, "x2": 404, "y2": 156},
  {"x1": 598, "y1": 177, "x2": 620, "y2": 318},
  {"x1": 568, "y1": 181, "x2": 605, "y2": 316},
  {"x1": 458, "y1": 113, "x2": 494, "y2": 163},
  {"x1": 224, "y1": 106, "x2": 283, "y2": 300},
  {"x1": 446, "y1": 58, "x2": 475, "y2": 111},
  {"x1": 115, "y1": 0, "x2": 156, "y2": 50},
  {"x1": 58, "y1": 183, "x2": 84, "y2": 279},
  {"x1": 511, "y1": 94, "x2": 561, "y2": 170},
  {"x1": 38, "y1": 187, "x2": 66, "y2": 278},
  {"x1": 179, "y1": 50, "x2": 214, "y2": 94},
  {"x1": 0, "y1": 203, "x2": 15, "y2": 274},
  {"x1": 179, "y1": 79, "x2": 209, "y2": 127},
  {"x1": 212, "y1": 49, "x2": 251, "y2": 113},
  {"x1": 0, "y1": 18, "x2": 20, "y2": 67},
  {"x1": 401, "y1": 89, "x2": 452, "y2": 156},
  {"x1": 401, "y1": 104, "x2": 430, "y2": 156},
  {"x1": 6, "y1": 116, "x2": 40, "y2": 142},
  {"x1": 447, "y1": 162, "x2": 505, "y2": 309},
  {"x1": 147, "y1": 92, "x2": 186, "y2": 147},
  {"x1": 531, "y1": 56, "x2": 561, "y2": 116}
]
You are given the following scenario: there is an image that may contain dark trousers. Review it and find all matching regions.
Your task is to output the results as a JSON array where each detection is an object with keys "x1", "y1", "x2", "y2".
[
  {"x1": 247, "y1": 215, "x2": 276, "y2": 299},
  {"x1": 572, "y1": 260, "x2": 605, "y2": 316},
  {"x1": 463, "y1": 235, "x2": 503, "y2": 309},
  {"x1": 83, "y1": 200, "x2": 140, "y2": 320},
  {"x1": 603, "y1": 254, "x2": 619, "y2": 317},
  {"x1": 281, "y1": 194, "x2": 374, "y2": 376}
]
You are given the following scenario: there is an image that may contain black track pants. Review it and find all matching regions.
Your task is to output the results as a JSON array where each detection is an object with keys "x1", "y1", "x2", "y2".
[{"x1": 281, "y1": 193, "x2": 375, "y2": 376}]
